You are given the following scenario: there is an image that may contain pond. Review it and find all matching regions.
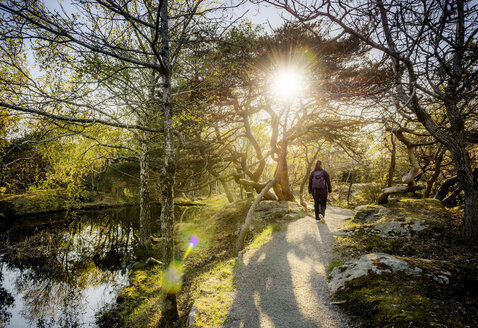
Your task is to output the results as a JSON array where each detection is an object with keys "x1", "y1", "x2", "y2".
[{"x1": 0, "y1": 205, "x2": 191, "y2": 328}]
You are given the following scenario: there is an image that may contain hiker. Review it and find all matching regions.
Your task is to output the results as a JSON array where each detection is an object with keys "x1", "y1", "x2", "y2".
[{"x1": 308, "y1": 160, "x2": 332, "y2": 223}]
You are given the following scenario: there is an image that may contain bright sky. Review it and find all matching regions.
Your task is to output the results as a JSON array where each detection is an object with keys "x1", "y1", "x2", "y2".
[{"x1": 232, "y1": 1, "x2": 292, "y2": 30}]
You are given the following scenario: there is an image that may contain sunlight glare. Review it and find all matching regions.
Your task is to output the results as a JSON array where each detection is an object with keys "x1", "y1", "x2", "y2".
[{"x1": 271, "y1": 68, "x2": 303, "y2": 102}]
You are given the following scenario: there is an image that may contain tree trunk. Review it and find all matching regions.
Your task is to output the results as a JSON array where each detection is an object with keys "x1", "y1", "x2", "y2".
[
  {"x1": 139, "y1": 133, "x2": 151, "y2": 248},
  {"x1": 387, "y1": 134, "x2": 396, "y2": 187},
  {"x1": 463, "y1": 188, "x2": 478, "y2": 242},
  {"x1": 347, "y1": 179, "x2": 353, "y2": 207},
  {"x1": 443, "y1": 186, "x2": 463, "y2": 208},
  {"x1": 236, "y1": 178, "x2": 278, "y2": 200},
  {"x1": 378, "y1": 128, "x2": 423, "y2": 204},
  {"x1": 435, "y1": 176, "x2": 459, "y2": 201},
  {"x1": 425, "y1": 148, "x2": 444, "y2": 198},
  {"x1": 448, "y1": 144, "x2": 478, "y2": 242},
  {"x1": 220, "y1": 177, "x2": 234, "y2": 203},
  {"x1": 273, "y1": 145, "x2": 295, "y2": 201},
  {"x1": 158, "y1": 0, "x2": 178, "y2": 325},
  {"x1": 378, "y1": 184, "x2": 425, "y2": 204}
]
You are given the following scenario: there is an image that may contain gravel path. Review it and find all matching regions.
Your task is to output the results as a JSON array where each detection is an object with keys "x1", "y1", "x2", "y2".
[{"x1": 225, "y1": 206, "x2": 353, "y2": 328}]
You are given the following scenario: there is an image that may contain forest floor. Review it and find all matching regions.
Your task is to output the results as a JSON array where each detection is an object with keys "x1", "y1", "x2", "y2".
[{"x1": 223, "y1": 206, "x2": 353, "y2": 328}]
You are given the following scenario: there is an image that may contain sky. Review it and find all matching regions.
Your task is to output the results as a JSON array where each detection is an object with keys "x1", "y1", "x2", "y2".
[{"x1": 232, "y1": 1, "x2": 292, "y2": 30}]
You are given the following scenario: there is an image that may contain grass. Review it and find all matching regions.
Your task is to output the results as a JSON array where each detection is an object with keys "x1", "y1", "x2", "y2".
[{"x1": 327, "y1": 258, "x2": 346, "y2": 274}]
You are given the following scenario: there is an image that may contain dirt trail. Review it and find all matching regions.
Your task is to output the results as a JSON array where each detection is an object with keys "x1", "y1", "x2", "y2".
[{"x1": 224, "y1": 206, "x2": 353, "y2": 328}]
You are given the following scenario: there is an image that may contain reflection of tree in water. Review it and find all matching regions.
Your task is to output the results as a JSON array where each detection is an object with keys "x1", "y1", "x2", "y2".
[
  {"x1": 0, "y1": 207, "x2": 140, "y2": 326},
  {"x1": 0, "y1": 270, "x2": 14, "y2": 327}
]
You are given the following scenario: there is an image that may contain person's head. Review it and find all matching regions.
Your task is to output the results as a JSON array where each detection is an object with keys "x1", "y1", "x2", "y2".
[{"x1": 314, "y1": 160, "x2": 322, "y2": 171}]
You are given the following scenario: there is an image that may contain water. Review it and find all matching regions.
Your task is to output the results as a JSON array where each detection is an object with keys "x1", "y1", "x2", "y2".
[{"x1": 0, "y1": 206, "x2": 164, "y2": 328}]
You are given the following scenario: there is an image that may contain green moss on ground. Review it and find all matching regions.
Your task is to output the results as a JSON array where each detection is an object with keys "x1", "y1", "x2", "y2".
[
  {"x1": 332, "y1": 198, "x2": 478, "y2": 327},
  {"x1": 189, "y1": 259, "x2": 239, "y2": 327}
]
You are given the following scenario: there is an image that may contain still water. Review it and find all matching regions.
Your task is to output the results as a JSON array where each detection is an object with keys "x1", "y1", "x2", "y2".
[{"x1": 0, "y1": 205, "x2": 173, "y2": 327}]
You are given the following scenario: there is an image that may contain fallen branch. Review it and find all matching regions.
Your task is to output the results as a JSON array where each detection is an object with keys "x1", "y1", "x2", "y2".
[
  {"x1": 377, "y1": 184, "x2": 425, "y2": 204},
  {"x1": 235, "y1": 177, "x2": 277, "y2": 255},
  {"x1": 236, "y1": 178, "x2": 278, "y2": 200}
]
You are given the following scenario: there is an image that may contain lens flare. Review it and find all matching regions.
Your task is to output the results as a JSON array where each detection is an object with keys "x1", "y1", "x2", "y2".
[
  {"x1": 161, "y1": 261, "x2": 184, "y2": 294},
  {"x1": 183, "y1": 235, "x2": 199, "y2": 260},
  {"x1": 189, "y1": 236, "x2": 199, "y2": 248}
]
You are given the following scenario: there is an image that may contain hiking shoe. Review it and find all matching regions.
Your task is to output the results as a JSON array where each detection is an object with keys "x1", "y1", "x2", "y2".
[{"x1": 319, "y1": 214, "x2": 325, "y2": 224}]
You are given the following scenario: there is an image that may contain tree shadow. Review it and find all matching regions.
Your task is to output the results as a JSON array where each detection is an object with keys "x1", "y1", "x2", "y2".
[{"x1": 225, "y1": 215, "x2": 348, "y2": 328}]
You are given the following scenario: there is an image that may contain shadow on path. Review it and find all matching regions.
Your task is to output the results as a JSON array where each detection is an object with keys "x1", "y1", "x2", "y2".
[{"x1": 225, "y1": 206, "x2": 352, "y2": 328}]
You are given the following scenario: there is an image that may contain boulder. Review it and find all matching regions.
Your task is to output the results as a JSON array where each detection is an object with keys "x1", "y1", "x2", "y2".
[
  {"x1": 255, "y1": 201, "x2": 304, "y2": 221},
  {"x1": 328, "y1": 253, "x2": 422, "y2": 294},
  {"x1": 371, "y1": 217, "x2": 428, "y2": 238},
  {"x1": 353, "y1": 205, "x2": 389, "y2": 223}
]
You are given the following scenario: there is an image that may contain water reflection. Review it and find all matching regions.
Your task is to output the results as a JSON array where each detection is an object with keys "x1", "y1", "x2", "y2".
[{"x1": 0, "y1": 206, "x2": 145, "y2": 327}]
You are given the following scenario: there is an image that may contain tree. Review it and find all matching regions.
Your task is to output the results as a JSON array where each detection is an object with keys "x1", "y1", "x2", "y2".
[{"x1": 264, "y1": 0, "x2": 478, "y2": 243}]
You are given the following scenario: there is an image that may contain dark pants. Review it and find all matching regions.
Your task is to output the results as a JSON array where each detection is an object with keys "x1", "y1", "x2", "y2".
[{"x1": 312, "y1": 189, "x2": 327, "y2": 219}]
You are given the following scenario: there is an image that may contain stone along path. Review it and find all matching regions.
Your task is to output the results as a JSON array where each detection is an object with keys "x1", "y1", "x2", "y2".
[{"x1": 225, "y1": 206, "x2": 353, "y2": 328}]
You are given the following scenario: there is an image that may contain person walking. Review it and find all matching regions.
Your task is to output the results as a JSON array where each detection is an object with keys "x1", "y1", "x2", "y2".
[{"x1": 308, "y1": 160, "x2": 332, "y2": 223}]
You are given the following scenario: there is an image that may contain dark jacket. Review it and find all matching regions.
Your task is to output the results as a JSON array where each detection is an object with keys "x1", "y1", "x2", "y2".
[{"x1": 308, "y1": 169, "x2": 332, "y2": 194}]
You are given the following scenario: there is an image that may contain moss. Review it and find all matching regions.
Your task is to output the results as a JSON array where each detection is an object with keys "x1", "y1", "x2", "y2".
[
  {"x1": 192, "y1": 259, "x2": 238, "y2": 327},
  {"x1": 327, "y1": 258, "x2": 346, "y2": 275},
  {"x1": 333, "y1": 197, "x2": 478, "y2": 327},
  {"x1": 334, "y1": 272, "x2": 445, "y2": 328}
]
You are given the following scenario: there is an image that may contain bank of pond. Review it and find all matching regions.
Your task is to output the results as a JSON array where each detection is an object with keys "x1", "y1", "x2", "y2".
[{"x1": 0, "y1": 204, "x2": 203, "y2": 327}]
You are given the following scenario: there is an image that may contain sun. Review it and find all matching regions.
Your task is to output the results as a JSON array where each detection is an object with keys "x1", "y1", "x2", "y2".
[{"x1": 270, "y1": 67, "x2": 304, "y2": 102}]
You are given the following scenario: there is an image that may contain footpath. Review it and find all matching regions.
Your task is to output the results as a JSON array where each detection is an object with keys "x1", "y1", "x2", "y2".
[{"x1": 224, "y1": 206, "x2": 353, "y2": 328}]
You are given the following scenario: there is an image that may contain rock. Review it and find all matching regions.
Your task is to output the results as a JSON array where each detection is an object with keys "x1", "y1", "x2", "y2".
[
  {"x1": 372, "y1": 221, "x2": 408, "y2": 237},
  {"x1": 187, "y1": 305, "x2": 199, "y2": 327},
  {"x1": 328, "y1": 253, "x2": 422, "y2": 294},
  {"x1": 283, "y1": 213, "x2": 297, "y2": 220},
  {"x1": 353, "y1": 205, "x2": 388, "y2": 223},
  {"x1": 255, "y1": 201, "x2": 303, "y2": 221},
  {"x1": 370, "y1": 217, "x2": 428, "y2": 238}
]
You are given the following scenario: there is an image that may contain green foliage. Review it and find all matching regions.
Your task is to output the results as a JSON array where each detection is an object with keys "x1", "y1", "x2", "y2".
[{"x1": 354, "y1": 183, "x2": 382, "y2": 205}]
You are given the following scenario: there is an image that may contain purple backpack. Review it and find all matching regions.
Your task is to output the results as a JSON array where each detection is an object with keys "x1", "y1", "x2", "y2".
[{"x1": 312, "y1": 170, "x2": 326, "y2": 190}]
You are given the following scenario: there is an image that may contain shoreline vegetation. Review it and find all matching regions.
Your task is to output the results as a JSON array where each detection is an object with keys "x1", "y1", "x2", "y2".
[{"x1": 0, "y1": 189, "x2": 203, "y2": 218}]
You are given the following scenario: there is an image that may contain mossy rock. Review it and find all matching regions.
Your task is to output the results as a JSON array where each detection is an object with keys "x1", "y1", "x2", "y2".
[
  {"x1": 330, "y1": 254, "x2": 477, "y2": 327},
  {"x1": 353, "y1": 205, "x2": 389, "y2": 223}
]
